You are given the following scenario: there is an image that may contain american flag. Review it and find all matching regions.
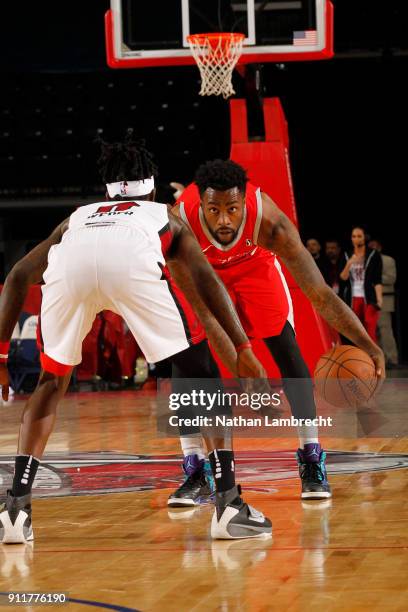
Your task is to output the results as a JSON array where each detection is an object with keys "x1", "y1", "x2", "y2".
[{"x1": 293, "y1": 30, "x2": 318, "y2": 46}]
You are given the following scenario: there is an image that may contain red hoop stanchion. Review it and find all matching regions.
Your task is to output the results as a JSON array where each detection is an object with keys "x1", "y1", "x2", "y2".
[{"x1": 187, "y1": 32, "x2": 245, "y2": 99}]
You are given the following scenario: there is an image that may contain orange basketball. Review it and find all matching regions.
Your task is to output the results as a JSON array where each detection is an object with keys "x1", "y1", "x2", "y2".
[{"x1": 314, "y1": 345, "x2": 378, "y2": 408}]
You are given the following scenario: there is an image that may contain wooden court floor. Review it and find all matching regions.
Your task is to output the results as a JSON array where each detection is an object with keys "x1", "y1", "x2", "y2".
[{"x1": 0, "y1": 390, "x2": 407, "y2": 611}]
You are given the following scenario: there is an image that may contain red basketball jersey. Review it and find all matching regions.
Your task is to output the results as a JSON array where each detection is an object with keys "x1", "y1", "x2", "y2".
[
  {"x1": 178, "y1": 182, "x2": 270, "y2": 269},
  {"x1": 177, "y1": 183, "x2": 293, "y2": 339}
]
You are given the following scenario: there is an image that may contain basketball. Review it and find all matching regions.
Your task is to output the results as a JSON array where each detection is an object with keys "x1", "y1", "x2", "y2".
[{"x1": 314, "y1": 346, "x2": 378, "y2": 408}]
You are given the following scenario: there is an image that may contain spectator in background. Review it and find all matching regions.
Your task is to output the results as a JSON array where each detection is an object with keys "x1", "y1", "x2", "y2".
[
  {"x1": 306, "y1": 238, "x2": 328, "y2": 277},
  {"x1": 368, "y1": 239, "x2": 399, "y2": 367},
  {"x1": 324, "y1": 239, "x2": 346, "y2": 296},
  {"x1": 340, "y1": 226, "x2": 383, "y2": 343}
]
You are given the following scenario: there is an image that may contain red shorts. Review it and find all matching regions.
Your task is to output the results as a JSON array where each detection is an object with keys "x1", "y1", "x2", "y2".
[
  {"x1": 216, "y1": 251, "x2": 292, "y2": 339},
  {"x1": 165, "y1": 250, "x2": 291, "y2": 349},
  {"x1": 352, "y1": 297, "x2": 379, "y2": 343}
]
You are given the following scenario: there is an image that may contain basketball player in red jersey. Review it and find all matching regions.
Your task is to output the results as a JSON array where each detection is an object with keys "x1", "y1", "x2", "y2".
[
  {"x1": 168, "y1": 159, "x2": 385, "y2": 507},
  {"x1": 0, "y1": 140, "x2": 272, "y2": 544}
]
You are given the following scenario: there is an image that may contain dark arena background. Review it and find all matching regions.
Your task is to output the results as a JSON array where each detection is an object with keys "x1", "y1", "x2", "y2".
[{"x1": 0, "y1": 2, "x2": 407, "y2": 611}]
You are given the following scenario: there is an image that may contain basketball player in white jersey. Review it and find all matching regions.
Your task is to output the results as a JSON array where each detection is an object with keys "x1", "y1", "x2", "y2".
[{"x1": 0, "y1": 135, "x2": 272, "y2": 543}]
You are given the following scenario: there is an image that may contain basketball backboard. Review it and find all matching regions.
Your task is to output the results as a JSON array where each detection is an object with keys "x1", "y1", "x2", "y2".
[{"x1": 105, "y1": 0, "x2": 333, "y2": 68}]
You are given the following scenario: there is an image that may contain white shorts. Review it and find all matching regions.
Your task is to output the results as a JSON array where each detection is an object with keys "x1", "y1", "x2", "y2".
[{"x1": 40, "y1": 226, "x2": 192, "y2": 365}]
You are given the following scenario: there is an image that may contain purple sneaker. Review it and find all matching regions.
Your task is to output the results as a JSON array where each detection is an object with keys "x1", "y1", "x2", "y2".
[
  {"x1": 168, "y1": 454, "x2": 215, "y2": 507},
  {"x1": 296, "y1": 444, "x2": 332, "y2": 499}
]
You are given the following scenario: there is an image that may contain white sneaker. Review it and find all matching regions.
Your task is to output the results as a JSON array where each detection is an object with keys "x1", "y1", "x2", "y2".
[
  {"x1": 210, "y1": 485, "x2": 272, "y2": 540},
  {"x1": 0, "y1": 491, "x2": 34, "y2": 544}
]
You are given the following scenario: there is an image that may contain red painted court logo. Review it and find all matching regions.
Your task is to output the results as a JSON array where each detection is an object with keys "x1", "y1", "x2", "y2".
[{"x1": 1, "y1": 451, "x2": 407, "y2": 498}]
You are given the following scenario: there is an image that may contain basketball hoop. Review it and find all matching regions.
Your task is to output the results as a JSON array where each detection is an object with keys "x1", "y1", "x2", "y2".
[{"x1": 187, "y1": 33, "x2": 245, "y2": 99}]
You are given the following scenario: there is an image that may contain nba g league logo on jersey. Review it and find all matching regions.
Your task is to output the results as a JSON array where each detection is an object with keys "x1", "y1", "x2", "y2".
[
  {"x1": 1, "y1": 451, "x2": 407, "y2": 498},
  {"x1": 88, "y1": 202, "x2": 140, "y2": 219}
]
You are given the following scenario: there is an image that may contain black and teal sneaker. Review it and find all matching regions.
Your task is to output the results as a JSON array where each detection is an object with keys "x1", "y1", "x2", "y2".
[
  {"x1": 168, "y1": 454, "x2": 215, "y2": 507},
  {"x1": 296, "y1": 443, "x2": 332, "y2": 499}
]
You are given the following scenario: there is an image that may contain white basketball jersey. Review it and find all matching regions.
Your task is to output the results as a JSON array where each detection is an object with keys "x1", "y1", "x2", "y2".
[
  {"x1": 41, "y1": 199, "x2": 192, "y2": 366},
  {"x1": 66, "y1": 200, "x2": 171, "y2": 254}
]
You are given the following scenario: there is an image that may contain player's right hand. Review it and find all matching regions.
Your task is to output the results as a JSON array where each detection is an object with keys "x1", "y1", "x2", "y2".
[
  {"x1": 237, "y1": 349, "x2": 270, "y2": 402},
  {"x1": 0, "y1": 363, "x2": 10, "y2": 401},
  {"x1": 236, "y1": 348, "x2": 267, "y2": 379}
]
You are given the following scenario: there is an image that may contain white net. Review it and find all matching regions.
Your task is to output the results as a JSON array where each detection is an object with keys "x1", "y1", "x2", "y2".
[{"x1": 187, "y1": 33, "x2": 245, "y2": 99}]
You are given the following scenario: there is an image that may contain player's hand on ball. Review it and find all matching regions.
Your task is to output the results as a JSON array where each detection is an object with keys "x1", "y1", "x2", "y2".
[
  {"x1": 370, "y1": 347, "x2": 386, "y2": 381},
  {"x1": 0, "y1": 364, "x2": 10, "y2": 401},
  {"x1": 315, "y1": 345, "x2": 385, "y2": 408}
]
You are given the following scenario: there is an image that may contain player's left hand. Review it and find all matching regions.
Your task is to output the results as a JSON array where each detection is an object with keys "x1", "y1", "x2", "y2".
[
  {"x1": 370, "y1": 347, "x2": 386, "y2": 381},
  {"x1": 0, "y1": 363, "x2": 10, "y2": 401}
]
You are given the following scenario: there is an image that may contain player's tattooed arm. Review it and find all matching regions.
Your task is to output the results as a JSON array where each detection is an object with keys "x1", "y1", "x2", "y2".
[
  {"x1": 170, "y1": 203, "x2": 181, "y2": 217},
  {"x1": 167, "y1": 213, "x2": 266, "y2": 378},
  {"x1": 165, "y1": 206, "x2": 239, "y2": 373},
  {"x1": 167, "y1": 258, "x2": 238, "y2": 375},
  {"x1": 257, "y1": 193, "x2": 385, "y2": 377},
  {"x1": 167, "y1": 214, "x2": 247, "y2": 347},
  {"x1": 0, "y1": 219, "x2": 68, "y2": 343}
]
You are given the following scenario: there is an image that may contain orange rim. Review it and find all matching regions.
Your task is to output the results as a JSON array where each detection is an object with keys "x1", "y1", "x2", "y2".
[{"x1": 187, "y1": 32, "x2": 245, "y2": 46}]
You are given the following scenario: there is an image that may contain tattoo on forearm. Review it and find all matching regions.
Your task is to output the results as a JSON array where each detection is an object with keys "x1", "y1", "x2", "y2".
[{"x1": 283, "y1": 251, "x2": 372, "y2": 348}]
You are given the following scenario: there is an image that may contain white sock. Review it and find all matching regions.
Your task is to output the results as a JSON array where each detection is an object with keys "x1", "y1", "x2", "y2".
[
  {"x1": 297, "y1": 424, "x2": 319, "y2": 448},
  {"x1": 180, "y1": 434, "x2": 206, "y2": 460}
]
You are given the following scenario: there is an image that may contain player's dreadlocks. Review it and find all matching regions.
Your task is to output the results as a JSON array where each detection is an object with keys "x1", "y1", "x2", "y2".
[
  {"x1": 194, "y1": 159, "x2": 248, "y2": 195},
  {"x1": 96, "y1": 131, "x2": 158, "y2": 184}
]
